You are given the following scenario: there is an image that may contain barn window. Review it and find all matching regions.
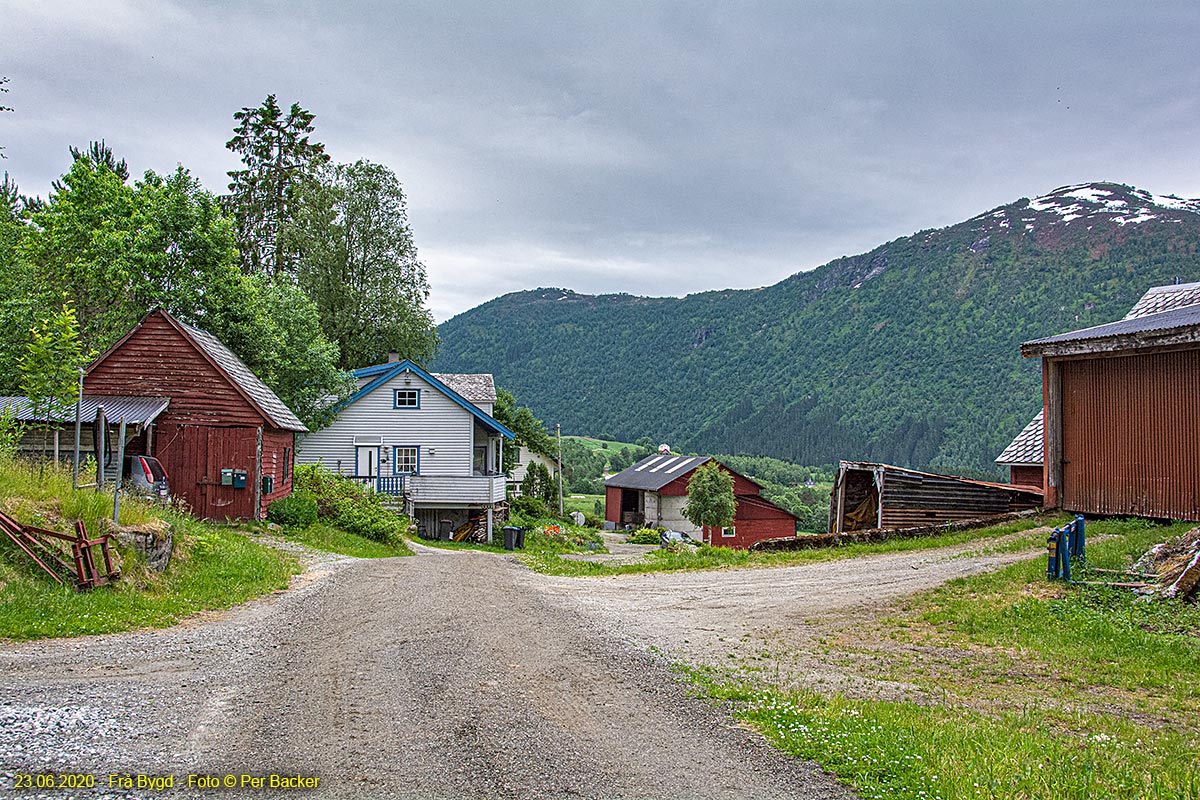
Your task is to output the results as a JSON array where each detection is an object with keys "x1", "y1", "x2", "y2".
[
  {"x1": 393, "y1": 446, "x2": 419, "y2": 475},
  {"x1": 720, "y1": 526, "x2": 736, "y2": 538},
  {"x1": 283, "y1": 448, "x2": 292, "y2": 482},
  {"x1": 394, "y1": 389, "x2": 421, "y2": 408}
]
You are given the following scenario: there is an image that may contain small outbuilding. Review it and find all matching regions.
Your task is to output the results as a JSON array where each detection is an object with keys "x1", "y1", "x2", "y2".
[
  {"x1": 995, "y1": 411, "x2": 1044, "y2": 488},
  {"x1": 604, "y1": 454, "x2": 798, "y2": 549},
  {"x1": 1022, "y1": 286, "x2": 1200, "y2": 521},
  {"x1": 829, "y1": 461, "x2": 1043, "y2": 535},
  {"x1": 84, "y1": 309, "x2": 307, "y2": 521}
]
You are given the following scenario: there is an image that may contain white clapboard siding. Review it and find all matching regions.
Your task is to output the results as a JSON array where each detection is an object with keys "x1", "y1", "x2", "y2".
[{"x1": 297, "y1": 370, "x2": 474, "y2": 477}]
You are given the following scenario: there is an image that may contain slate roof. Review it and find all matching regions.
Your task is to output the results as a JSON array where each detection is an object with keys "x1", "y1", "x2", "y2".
[
  {"x1": 0, "y1": 395, "x2": 170, "y2": 425},
  {"x1": 605, "y1": 454, "x2": 711, "y2": 491},
  {"x1": 178, "y1": 320, "x2": 308, "y2": 432},
  {"x1": 432, "y1": 373, "x2": 496, "y2": 404},
  {"x1": 995, "y1": 410, "x2": 1043, "y2": 466},
  {"x1": 1125, "y1": 281, "x2": 1200, "y2": 319}
]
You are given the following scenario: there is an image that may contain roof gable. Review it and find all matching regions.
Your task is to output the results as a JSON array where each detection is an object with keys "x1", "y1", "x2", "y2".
[
  {"x1": 343, "y1": 360, "x2": 513, "y2": 438},
  {"x1": 87, "y1": 309, "x2": 307, "y2": 432}
]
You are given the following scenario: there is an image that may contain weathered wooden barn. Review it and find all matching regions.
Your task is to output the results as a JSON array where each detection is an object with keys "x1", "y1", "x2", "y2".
[
  {"x1": 1022, "y1": 293, "x2": 1200, "y2": 521},
  {"x1": 829, "y1": 461, "x2": 1043, "y2": 535},
  {"x1": 1000, "y1": 281, "x2": 1200, "y2": 496},
  {"x1": 605, "y1": 455, "x2": 798, "y2": 549},
  {"x1": 84, "y1": 309, "x2": 307, "y2": 521}
]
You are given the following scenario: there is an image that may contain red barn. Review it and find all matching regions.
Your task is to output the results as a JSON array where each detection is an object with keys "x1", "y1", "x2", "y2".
[
  {"x1": 85, "y1": 309, "x2": 307, "y2": 521},
  {"x1": 604, "y1": 455, "x2": 798, "y2": 549}
]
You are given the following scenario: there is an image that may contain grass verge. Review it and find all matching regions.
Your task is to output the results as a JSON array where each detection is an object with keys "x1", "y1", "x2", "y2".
[
  {"x1": 523, "y1": 514, "x2": 1066, "y2": 577},
  {"x1": 284, "y1": 522, "x2": 412, "y2": 558},
  {"x1": 0, "y1": 457, "x2": 299, "y2": 640}
]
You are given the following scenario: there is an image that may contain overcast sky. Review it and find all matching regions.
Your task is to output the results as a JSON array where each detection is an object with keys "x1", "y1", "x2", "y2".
[{"x1": 4, "y1": 1, "x2": 1200, "y2": 320}]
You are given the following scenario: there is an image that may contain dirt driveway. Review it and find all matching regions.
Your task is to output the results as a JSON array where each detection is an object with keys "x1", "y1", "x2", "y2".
[
  {"x1": 535, "y1": 534, "x2": 1046, "y2": 696},
  {"x1": 0, "y1": 545, "x2": 853, "y2": 800}
]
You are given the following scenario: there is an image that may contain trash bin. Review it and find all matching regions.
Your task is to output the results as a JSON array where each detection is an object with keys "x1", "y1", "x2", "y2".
[
  {"x1": 514, "y1": 526, "x2": 527, "y2": 549},
  {"x1": 439, "y1": 519, "x2": 454, "y2": 541},
  {"x1": 502, "y1": 525, "x2": 520, "y2": 551}
]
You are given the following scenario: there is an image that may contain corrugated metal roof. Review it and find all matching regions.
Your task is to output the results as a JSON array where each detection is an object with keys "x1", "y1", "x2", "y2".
[
  {"x1": 995, "y1": 410, "x2": 1043, "y2": 465},
  {"x1": 1023, "y1": 303, "x2": 1200, "y2": 350},
  {"x1": 0, "y1": 395, "x2": 169, "y2": 425},
  {"x1": 1125, "y1": 281, "x2": 1200, "y2": 319},
  {"x1": 432, "y1": 372, "x2": 496, "y2": 403},
  {"x1": 178, "y1": 321, "x2": 308, "y2": 432},
  {"x1": 605, "y1": 454, "x2": 711, "y2": 490}
]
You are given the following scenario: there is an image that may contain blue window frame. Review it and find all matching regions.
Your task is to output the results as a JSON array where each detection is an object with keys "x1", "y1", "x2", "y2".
[
  {"x1": 393, "y1": 388, "x2": 421, "y2": 409},
  {"x1": 393, "y1": 445, "x2": 420, "y2": 475}
]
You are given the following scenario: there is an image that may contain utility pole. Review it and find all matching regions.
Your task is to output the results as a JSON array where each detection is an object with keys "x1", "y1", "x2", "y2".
[
  {"x1": 72, "y1": 368, "x2": 84, "y2": 489},
  {"x1": 556, "y1": 423, "x2": 564, "y2": 516}
]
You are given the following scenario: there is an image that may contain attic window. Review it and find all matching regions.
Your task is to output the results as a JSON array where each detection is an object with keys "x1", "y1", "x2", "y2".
[{"x1": 394, "y1": 389, "x2": 420, "y2": 409}]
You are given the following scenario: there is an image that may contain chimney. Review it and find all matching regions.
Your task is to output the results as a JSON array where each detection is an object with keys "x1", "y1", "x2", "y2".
[{"x1": 387, "y1": 350, "x2": 400, "y2": 363}]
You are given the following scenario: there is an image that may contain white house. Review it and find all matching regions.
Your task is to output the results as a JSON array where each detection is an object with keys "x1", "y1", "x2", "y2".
[
  {"x1": 507, "y1": 445, "x2": 557, "y2": 494},
  {"x1": 296, "y1": 356, "x2": 515, "y2": 540}
]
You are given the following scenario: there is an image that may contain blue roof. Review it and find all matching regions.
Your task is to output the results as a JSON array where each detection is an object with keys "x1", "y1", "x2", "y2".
[{"x1": 342, "y1": 360, "x2": 514, "y2": 438}]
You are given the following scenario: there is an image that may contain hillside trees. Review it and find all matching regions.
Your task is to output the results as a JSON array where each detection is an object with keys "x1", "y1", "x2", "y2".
[{"x1": 291, "y1": 160, "x2": 437, "y2": 369}]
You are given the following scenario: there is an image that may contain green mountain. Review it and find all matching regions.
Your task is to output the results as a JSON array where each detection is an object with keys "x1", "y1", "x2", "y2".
[{"x1": 435, "y1": 182, "x2": 1200, "y2": 475}]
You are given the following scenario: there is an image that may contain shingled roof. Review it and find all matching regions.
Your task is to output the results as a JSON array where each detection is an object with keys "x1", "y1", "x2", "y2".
[
  {"x1": 432, "y1": 372, "x2": 496, "y2": 404},
  {"x1": 995, "y1": 410, "x2": 1043, "y2": 466},
  {"x1": 178, "y1": 321, "x2": 308, "y2": 432},
  {"x1": 1124, "y1": 281, "x2": 1200, "y2": 319}
]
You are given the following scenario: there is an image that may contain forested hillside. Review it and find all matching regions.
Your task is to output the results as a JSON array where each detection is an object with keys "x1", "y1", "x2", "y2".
[{"x1": 437, "y1": 183, "x2": 1200, "y2": 475}]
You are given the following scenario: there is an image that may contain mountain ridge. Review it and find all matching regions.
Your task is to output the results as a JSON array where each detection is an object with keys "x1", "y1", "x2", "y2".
[{"x1": 436, "y1": 181, "x2": 1200, "y2": 474}]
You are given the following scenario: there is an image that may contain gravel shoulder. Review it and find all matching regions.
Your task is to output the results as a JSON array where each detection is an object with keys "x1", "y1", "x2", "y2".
[
  {"x1": 533, "y1": 534, "x2": 1047, "y2": 697},
  {"x1": 1, "y1": 546, "x2": 852, "y2": 800}
]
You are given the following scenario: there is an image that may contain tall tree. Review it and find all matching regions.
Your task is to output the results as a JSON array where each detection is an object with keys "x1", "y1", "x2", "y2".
[
  {"x1": 19, "y1": 300, "x2": 88, "y2": 466},
  {"x1": 225, "y1": 95, "x2": 329, "y2": 277},
  {"x1": 292, "y1": 159, "x2": 437, "y2": 368}
]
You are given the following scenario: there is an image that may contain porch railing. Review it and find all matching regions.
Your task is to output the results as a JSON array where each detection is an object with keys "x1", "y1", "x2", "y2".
[{"x1": 348, "y1": 475, "x2": 406, "y2": 497}]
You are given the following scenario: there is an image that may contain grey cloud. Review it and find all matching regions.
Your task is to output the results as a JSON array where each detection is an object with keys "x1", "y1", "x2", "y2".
[{"x1": 4, "y1": 1, "x2": 1200, "y2": 320}]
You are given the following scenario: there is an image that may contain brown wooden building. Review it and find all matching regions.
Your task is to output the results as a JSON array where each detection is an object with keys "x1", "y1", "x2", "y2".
[
  {"x1": 829, "y1": 461, "x2": 1043, "y2": 535},
  {"x1": 1022, "y1": 295, "x2": 1200, "y2": 521},
  {"x1": 85, "y1": 309, "x2": 307, "y2": 521},
  {"x1": 604, "y1": 455, "x2": 799, "y2": 549}
]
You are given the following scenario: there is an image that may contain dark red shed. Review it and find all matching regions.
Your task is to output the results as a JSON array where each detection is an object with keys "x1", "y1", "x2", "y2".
[
  {"x1": 604, "y1": 454, "x2": 798, "y2": 549},
  {"x1": 84, "y1": 309, "x2": 307, "y2": 521}
]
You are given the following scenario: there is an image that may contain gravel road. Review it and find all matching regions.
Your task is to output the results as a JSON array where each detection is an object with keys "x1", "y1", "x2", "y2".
[{"x1": 1, "y1": 544, "x2": 854, "y2": 800}]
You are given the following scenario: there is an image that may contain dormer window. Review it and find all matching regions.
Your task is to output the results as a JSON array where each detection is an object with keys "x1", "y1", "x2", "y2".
[{"x1": 394, "y1": 389, "x2": 421, "y2": 408}]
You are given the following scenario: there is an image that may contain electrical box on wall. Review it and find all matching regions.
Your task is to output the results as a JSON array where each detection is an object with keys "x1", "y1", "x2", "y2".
[
  {"x1": 232, "y1": 470, "x2": 247, "y2": 489},
  {"x1": 220, "y1": 469, "x2": 233, "y2": 486}
]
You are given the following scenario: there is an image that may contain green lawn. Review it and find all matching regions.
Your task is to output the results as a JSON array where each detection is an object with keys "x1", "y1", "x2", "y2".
[
  {"x1": 563, "y1": 492, "x2": 605, "y2": 517},
  {"x1": 522, "y1": 514, "x2": 1064, "y2": 577},
  {"x1": 683, "y1": 517, "x2": 1200, "y2": 800},
  {"x1": 284, "y1": 522, "x2": 412, "y2": 558}
]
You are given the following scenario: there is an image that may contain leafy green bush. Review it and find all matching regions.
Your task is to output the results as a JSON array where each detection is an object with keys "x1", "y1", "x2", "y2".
[
  {"x1": 293, "y1": 464, "x2": 408, "y2": 546},
  {"x1": 627, "y1": 527, "x2": 663, "y2": 545},
  {"x1": 266, "y1": 491, "x2": 318, "y2": 528},
  {"x1": 511, "y1": 494, "x2": 546, "y2": 518}
]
